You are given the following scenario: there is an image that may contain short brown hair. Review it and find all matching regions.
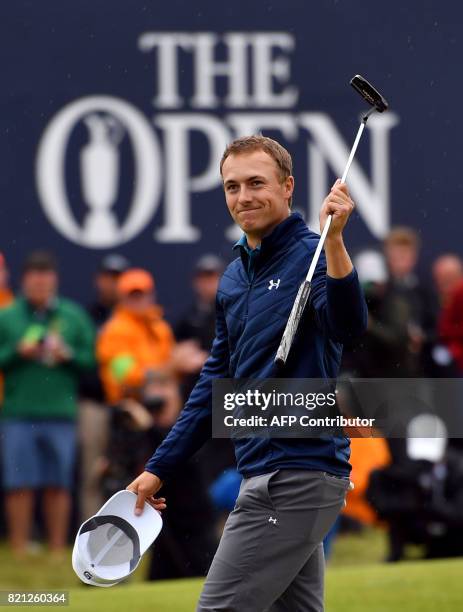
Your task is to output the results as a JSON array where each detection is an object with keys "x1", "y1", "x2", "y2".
[
  {"x1": 220, "y1": 135, "x2": 293, "y2": 206},
  {"x1": 384, "y1": 226, "x2": 421, "y2": 251},
  {"x1": 22, "y1": 250, "x2": 58, "y2": 274}
]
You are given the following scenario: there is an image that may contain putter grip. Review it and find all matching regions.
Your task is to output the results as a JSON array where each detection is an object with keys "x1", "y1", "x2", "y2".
[{"x1": 274, "y1": 280, "x2": 312, "y2": 366}]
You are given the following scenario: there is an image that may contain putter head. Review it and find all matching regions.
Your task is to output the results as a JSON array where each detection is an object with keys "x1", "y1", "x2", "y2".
[{"x1": 350, "y1": 75, "x2": 388, "y2": 113}]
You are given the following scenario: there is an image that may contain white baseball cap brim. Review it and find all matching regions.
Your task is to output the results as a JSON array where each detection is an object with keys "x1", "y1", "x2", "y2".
[
  {"x1": 72, "y1": 541, "x2": 120, "y2": 587},
  {"x1": 72, "y1": 490, "x2": 163, "y2": 586}
]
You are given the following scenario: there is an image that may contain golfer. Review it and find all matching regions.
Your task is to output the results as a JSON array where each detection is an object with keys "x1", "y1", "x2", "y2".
[{"x1": 127, "y1": 135, "x2": 367, "y2": 611}]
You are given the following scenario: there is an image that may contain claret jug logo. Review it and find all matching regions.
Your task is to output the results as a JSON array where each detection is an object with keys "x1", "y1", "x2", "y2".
[
  {"x1": 36, "y1": 96, "x2": 162, "y2": 248},
  {"x1": 36, "y1": 32, "x2": 398, "y2": 249}
]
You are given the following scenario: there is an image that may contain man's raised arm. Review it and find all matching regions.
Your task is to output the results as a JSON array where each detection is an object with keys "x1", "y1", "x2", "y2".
[{"x1": 309, "y1": 180, "x2": 368, "y2": 343}]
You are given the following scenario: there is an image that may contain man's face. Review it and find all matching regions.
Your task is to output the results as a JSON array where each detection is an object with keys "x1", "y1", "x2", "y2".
[
  {"x1": 193, "y1": 271, "x2": 221, "y2": 304},
  {"x1": 433, "y1": 257, "x2": 463, "y2": 302},
  {"x1": 121, "y1": 290, "x2": 154, "y2": 314},
  {"x1": 222, "y1": 150, "x2": 294, "y2": 243},
  {"x1": 95, "y1": 271, "x2": 120, "y2": 306},
  {"x1": 385, "y1": 243, "x2": 418, "y2": 279},
  {"x1": 22, "y1": 270, "x2": 57, "y2": 306}
]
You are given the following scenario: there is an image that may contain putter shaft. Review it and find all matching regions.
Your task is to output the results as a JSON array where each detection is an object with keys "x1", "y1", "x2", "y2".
[{"x1": 275, "y1": 117, "x2": 370, "y2": 367}]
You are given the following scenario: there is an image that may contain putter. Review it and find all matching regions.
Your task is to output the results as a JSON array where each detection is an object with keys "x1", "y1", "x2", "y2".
[{"x1": 274, "y1": 75, "x2": 389, "y2": 367}]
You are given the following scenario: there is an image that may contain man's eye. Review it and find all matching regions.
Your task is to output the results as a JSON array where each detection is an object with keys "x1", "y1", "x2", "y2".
[
  {"x1": 226, "y1": 185, "x2": 238, "y2": 192},
  {"x1": 251, "y1": 180, "x2": 263, "y2": 186}
]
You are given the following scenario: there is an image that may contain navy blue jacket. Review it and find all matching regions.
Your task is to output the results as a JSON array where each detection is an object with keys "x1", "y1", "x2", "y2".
[{"x1": 146, "y1": 213, "x2": 368, "y2": 479}]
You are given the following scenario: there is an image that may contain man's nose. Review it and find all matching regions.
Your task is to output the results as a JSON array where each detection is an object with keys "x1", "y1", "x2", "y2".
[{"x1": 237, "y1": 185, "x2": 253, "y2": 206}]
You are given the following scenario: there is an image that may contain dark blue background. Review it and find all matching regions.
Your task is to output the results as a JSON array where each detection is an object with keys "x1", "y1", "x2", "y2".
[{"x1": 0, "y1": 0, "x2": 459, "y2": 322}]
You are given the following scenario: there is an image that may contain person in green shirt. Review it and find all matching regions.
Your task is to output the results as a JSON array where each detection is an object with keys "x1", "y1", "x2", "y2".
[{"x1": 0, "y1": 251, "x2": 95, "y2": 558}]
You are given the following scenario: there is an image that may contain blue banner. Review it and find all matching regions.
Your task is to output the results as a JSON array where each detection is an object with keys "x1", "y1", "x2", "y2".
[{"x1": 0, "y1": 0, "x2": 457, "y2": 319}]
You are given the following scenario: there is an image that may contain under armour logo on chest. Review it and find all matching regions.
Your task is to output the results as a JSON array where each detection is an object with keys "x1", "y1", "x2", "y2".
[
  {"x1": 268, "y1": 279, "x2": 281, "y2": 290},
  {"x1": 268, "y1": 516, "x2": 278, "y2": 525}
]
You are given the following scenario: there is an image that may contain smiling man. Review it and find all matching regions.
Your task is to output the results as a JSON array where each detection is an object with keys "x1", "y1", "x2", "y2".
[
  {"x1": 223, "y1": 148, "x2": 294, "y2": 247},
  {"x1": 127, "y1": 136, "x2": 367, "y2": 611}
]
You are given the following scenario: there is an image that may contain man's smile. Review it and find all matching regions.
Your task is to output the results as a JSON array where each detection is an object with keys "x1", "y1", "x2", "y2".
[{"x1": 237, "y1": 207, "x2": 262, "y2": 214}]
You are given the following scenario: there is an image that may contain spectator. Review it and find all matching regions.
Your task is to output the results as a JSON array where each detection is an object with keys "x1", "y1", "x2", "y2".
[
  {"x1": 342, "y1": 247, "x2": 415, "y2": 378},
  {"x1": 323, "y1": 432, "x2": 391, "y2": 560},
  {"x1": 78, "y1": 253, "x2": 130, "y2": 520},
  {"x1": 175, "y1": 255, "x2": 235, "y2": 493},
  {"x1": 383, "y1": 227, "x2": 437, "y2": 374},
  {"x1": 347, "y1": 229, "x2": 436, "y2": 379},
  {"x1": 432, "y1": 254, "x2": 463, "y2": 307},
  {"x1": 339, "y1": 246, "x2": 419, "y2": 559},
  {"x1": 97, "y1": 268, "x2": 174, "y2": 404},
  {"x1": 175, "y1": 254, "x2": 225, "y2": 351},
  {"x1": 88, "y1": 253, "x2": 130, "y2": 328},
  {"x1": 367, "y1": 429, "x2": 463, "y2": 561},
  {"x1": 0, "y1": 251, "x2": 95, "y2": 558},
  {"x1": 96, "y1": 269, "x2": 176, "y2": 500},
  {"x1": 173, "y1": 254, "x2": 221, "y2": 401},
  {"x1": 364, "y1": 254, "x2": 463, "y2": 562},
  {"x1": 142, "y1": 370, "x2": 217, "y2": 580},
  {"x1": 343, "y1": 436, "x2": 391, "y2": 527},
  {"x1": 101, "y1": 368, "x2": 182, "y2": 502},
  {"x1": 425, "y1": 255, "x2": 463, "y2": 377},
  {"x1": 438, "y1": 264, "x2": 463, "y2": 376},
  {"x1": 433, "y1": 253, "x2": 463, "y2": 373}
]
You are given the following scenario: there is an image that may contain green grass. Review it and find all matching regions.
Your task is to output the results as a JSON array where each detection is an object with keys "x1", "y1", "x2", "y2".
[
  {"x1": 325, "y1": 559, "x2": 463, "y2": 611},
  {"x1": 329, "y1": 526, "x2": 387, "y2": 567},
  {"x1": 1, "y1": 532, "x2": 462, "y2": 611},
  {"x1": 0, "y1": 529, "x2": 387, "y2": 590}
]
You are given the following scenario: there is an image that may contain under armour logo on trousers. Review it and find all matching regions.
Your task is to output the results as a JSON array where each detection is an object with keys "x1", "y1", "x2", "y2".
[
  {"x1": 268, "y1": 279, "x2": 281, "y2": 290},
  {"x1": 268, "y1": 517, "x2": 278, "y2": 525}
]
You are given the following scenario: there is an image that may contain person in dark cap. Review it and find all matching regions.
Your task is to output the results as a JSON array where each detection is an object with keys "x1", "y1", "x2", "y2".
[
  {"x1": 175, "y1": 254, "x2": 225, "y2": 351},
  {"x1": 174, "y1": 254, "x2": 236, "y2": 507},
  {"x1": 173, "y1": 253, "x2": 225, "y2": 420},
  {"x1": 88, "y1": 254, "x2": 130, "y2": 328},
  {"x1": 0, "y1": 250, "x2": 95, "y2": 558}
]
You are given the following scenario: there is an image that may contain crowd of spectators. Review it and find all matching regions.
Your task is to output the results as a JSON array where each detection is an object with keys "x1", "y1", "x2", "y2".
[
  {"x1": 341, "y1": 228, "x2": 463, "y2": 561},
  {"x1": 1, "y1": 226, "x2": 463, "y2": 573}
]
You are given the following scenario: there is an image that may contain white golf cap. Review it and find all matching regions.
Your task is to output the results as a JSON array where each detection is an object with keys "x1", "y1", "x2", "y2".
[{"x1": 72, "y1": 490, "x2": 163, "y2": 587}]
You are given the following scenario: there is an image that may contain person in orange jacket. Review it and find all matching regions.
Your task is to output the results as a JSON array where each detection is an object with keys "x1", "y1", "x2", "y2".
[
  {"x1": 97, "y1": 269, "x2": 175, "y2": 405},
  {"x1": 343, "y1": 436, "x2": 391, "y2": 526}
]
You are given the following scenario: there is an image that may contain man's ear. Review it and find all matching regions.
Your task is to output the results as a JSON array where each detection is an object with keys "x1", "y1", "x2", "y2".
[{"x1": 284, "y1": 175, "x2": 295, "y2": 204}]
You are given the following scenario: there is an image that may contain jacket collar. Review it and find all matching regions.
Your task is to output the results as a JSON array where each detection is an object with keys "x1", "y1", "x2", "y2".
[
  {"x1": 233, "y1": 212, "x2": 309, "y2": 259},
  {"x1": 260, "y1": 212, "x2": 309, "y2": 255},
  {"x1": 18, "y1": 294, "x2": 59, "y2": 316}
]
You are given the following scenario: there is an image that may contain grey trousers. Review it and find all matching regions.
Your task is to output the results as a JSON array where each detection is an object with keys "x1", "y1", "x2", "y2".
[{"x1": 197, "y1": 469, "x2": 350, "y2": 612}]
